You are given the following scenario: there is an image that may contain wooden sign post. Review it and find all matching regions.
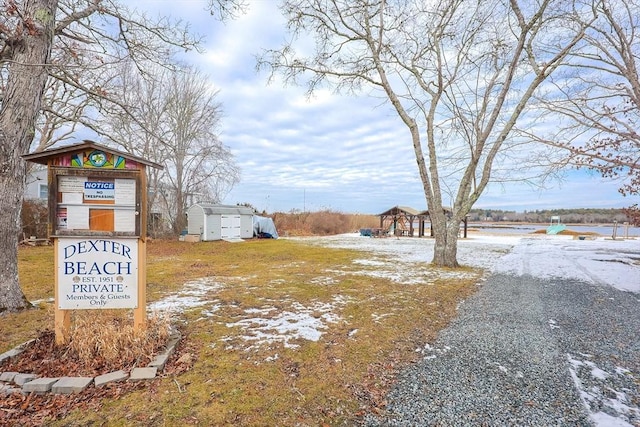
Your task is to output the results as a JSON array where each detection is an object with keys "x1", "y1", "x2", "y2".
[{"x1": 23, "y1": 141, "x2": 162, "y2": 344}]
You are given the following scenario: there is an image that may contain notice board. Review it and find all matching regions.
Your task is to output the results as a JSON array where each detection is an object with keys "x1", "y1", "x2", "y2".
[{"x1": 50, "y1": 168, "x2": 141, "y2": 237}]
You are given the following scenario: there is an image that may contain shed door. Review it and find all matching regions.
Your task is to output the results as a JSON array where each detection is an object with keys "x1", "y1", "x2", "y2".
[{"x1": 221, "y1": 215, "x2": 241, "y2": 239}]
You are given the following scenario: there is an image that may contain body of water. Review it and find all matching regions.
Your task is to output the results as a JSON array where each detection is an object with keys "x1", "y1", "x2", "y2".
[{"x1": 467, "y1": 223, "x2": 640, "y2": 237}]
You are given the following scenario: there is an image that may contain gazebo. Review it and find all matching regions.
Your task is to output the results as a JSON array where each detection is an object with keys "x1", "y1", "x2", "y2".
[
  {"x1": 378, "y1": 206, "x2": 426, "y2": 237},
  {"x1": 378, "y1": 205, "x2": 468, "y2": 238}
]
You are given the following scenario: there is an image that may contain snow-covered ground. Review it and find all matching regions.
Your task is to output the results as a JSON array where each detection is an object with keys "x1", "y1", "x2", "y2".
[
  {"x1": 303, "y1": 232, "x2": 639, "y2": 293},
  {"x1": 491, "y1": 234, "x2": 639, "y2": 293},
  {"x1": 151, "y1": 232, "x2": 639, "y2": 425}
]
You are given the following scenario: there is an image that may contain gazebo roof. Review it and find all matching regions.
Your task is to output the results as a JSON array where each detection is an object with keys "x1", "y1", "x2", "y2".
[
  {"x1": 378, "y1": 205, "x2": 425, "y2": 216},
  {"x1": 378, "y1": 205, "x2": 455, "y2": 217}
]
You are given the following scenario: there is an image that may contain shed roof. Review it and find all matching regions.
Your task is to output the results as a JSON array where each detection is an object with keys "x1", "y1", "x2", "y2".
[
  {"x1": 22, "y1": 140, "x2": 163, "y2": 169},
  {"x1": 191, "y1": 203, "x2": 255, "y2": 216}
]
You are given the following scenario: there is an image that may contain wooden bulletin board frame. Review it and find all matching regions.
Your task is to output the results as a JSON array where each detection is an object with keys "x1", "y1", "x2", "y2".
[
  {"x1": 23, "y1": 141, "x2": 160, "y2": 344},
  {"x1": 48, "y1": 167, "x2": 143, "y2": 238}
]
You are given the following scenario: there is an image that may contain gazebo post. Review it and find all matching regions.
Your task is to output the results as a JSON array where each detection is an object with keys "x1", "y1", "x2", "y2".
[{"x1": 463, "y1": 216, "x2": 468, "y2": 238}]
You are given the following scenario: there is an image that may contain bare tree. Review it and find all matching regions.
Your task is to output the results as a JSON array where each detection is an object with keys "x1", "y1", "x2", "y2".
[
  {"x1": 97, "y1": 61, "x2": 171, "y2": 234},
  {"x1": 259, "y1": 0, "x2": 590, "y2": 267},
  {"x1": 162, "y1": 67, "x2": 239, "y2": 233},
  {"x1": 102, "y1": 63, "x2": 240, "y2": 234},
  {"x1": 533, "y1": 0, "x2": 640, "y2": 223},
  {"x1": 0, "y1": 0, "x2": 244, "y2": 313},
  {"x1": 30, "y1": 46, "x2": 104, "y2": 153}
]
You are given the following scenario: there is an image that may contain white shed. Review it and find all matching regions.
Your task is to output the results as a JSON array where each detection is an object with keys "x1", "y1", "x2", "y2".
[{"x1": 187, "y1": 204, "x2": 254, "y2": 241}]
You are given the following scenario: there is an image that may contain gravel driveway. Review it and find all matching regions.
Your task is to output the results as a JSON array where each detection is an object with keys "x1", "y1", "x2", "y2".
[{"x1": 362, "y1": 239, "x2": 640, "y2": 426}]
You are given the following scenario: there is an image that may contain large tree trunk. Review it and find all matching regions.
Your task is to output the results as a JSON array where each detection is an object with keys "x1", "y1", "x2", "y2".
[
  {"x1": 431, "y1": 213, "x2": 460, "y2": 268},
  {"x1": 0, "y1": 0, "x2": 57, "y2": 313}
]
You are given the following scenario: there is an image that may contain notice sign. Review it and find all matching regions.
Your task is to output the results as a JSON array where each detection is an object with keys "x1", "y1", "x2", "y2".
[
  {"x1": 59, "y1": 176, "x2": 86, "y2": 193},
  {"x1": 84, "y1": 181, "x2": 115, "y2": 201},
  {"x1": 57, "y1": 238, "x2": 138, "y2": 309}
]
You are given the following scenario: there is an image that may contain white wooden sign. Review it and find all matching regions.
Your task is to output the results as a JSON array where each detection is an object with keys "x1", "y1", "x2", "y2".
[{"x1": 57, "y1": 237, "x2": 138, "y2": 309}]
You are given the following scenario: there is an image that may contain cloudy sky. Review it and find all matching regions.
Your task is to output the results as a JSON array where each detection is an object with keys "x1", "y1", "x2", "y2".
[{"x1": 132, "y1": 0, "x2": 630, "y2": 214}]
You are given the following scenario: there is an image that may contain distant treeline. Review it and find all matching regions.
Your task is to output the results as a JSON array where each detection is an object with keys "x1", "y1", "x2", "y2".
[{"x1": 469, "y1": 208, "x2": 633, "y2": 224}]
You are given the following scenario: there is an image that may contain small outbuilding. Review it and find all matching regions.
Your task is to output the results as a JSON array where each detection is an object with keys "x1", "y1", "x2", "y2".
[{"x1": 187, "y1": 203, "x2": 254, "y2": 241}]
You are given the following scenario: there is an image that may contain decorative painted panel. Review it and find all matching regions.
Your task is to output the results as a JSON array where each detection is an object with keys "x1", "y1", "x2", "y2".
[{"x1": 52, "y1": 149, "x2": 139, "y2": 170}]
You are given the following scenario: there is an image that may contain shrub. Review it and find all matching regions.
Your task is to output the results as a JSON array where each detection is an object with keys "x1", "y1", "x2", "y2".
[
  {"x1": 67, "y1": 310, "x2": 172, "y2": 369},
  {"x1": 272, "y1": 210, "x2": 379, "y2": 236},
  {"x1": 21, "y1": 200, "x2": 48, "y2": 239}
]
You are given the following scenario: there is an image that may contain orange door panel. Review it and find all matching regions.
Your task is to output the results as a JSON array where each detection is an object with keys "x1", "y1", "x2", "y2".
[{"x1": 89, "y1": 209, "x2": 114, "y2": 231}]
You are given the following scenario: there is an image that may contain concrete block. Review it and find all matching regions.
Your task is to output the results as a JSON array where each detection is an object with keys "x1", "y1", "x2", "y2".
[
  {"x1": 0, "y1": 384, "x2": 22, "y2": 396},
  {"x1": 0, "y1": 372, "x2": 18, "y2": 382},
  {"x1": 14, "y1": 373, "x2": 38, "y2": 386},
  {"x1": 94, "y1": 370, "x2": 128, "y2": 388},
  {"x1": 22, "y1": 378, "x2": 59, "y2": 394},
  {"x1": 129, "y1": 367, "x2": 157, "y2": 381},
  {"x1": 17, "y1": 339, "x2": 35, "y2": 349},
  {"x1": 0, "y1": 349, "x2": 23, "y2": 364},
  {"x1": 0, "y1": 340, "x2": 33, "y2": 365},
  {"x1": 51, "y1": 377, "x2": 93, "y2": 394},
  {"x1": 161, "y1": 331, "x2": 181, "y2": 354},
  {"x1": 148, "y1": 353, "x2": 169, "y2": 370},
  {"x1": 163, "y1": 342, "x2": 177, "y2": 355},
  {"x1": 166, "y1": 337, "x2": 180, "y2": 353},
  {"x1": 183, "y1": 234, "x2": 200, "y2": 242}
]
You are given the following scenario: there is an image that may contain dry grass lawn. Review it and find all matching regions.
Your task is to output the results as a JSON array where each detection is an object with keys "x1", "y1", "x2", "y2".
[{"x1": 2, "y1": 237, "x2": 484, "y2": 426}]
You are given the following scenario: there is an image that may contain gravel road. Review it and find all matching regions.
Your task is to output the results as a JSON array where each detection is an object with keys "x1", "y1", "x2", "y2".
[{"x1": 364, "y1": 253, "x2": 640, "y2": 425}]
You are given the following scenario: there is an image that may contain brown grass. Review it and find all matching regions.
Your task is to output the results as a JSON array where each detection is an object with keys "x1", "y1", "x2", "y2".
[
  {"x1": 272, "y1": 210, "x2": 379, "y2": 236},
  {"x1": 2, "y1": 237, "x2": 483, "y2": 426},
  {"x1": 69, "y1": 310, "x2": 171, "y2": 367},
  {"x1": 2, "y1": 311, "x2": 171, "y2": 378}
]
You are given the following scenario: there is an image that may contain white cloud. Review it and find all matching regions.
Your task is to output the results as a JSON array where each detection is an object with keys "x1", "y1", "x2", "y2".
[{"x1": 129, "y1": 0, "x2": 633, "y2": 214}]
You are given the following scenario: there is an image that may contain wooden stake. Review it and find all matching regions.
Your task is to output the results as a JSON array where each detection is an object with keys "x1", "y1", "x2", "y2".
[
  {"x1": 53, "y1": 239, "x2": 70, "y2": 345},
  {"x1": 133, "y1": 237, "x2": 147, "y2": 331}
]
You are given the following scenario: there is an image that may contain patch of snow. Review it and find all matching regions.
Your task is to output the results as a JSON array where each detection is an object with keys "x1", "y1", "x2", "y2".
[
  {"x1": 417, "y1": 342, "x2": 451, "y2": 360},
  {"x1": 493, "y1": 236, "x2": 639, "y2": 293},
  {"x1": 296, "y1": 234, "x2": 519, "y2": 284},
  {"x1": 296, "y1": 233, "x2": 639, "y2": 293},
  {"x1": 590, "y1": 412, "x2": 636, "y2": 427},
  {"x1": 583, "y1": 360, "x2": 610, "y2": 380},
  {"x1": 264, "y1": 354, "x2": 279, "y2": 362},
  {"x1": 222, "y1": 296, "x2": 351, "y2": 350},
  {"x1": 616, "y1": 367, "x2": 632, "y2": 376},
  {"x1": 568, "y1": 354, "x2": 639, "y2": 426},
  {"x1": 309, "y1": 276, "x2": 339, "y2": 285},
  {"x1": 196, "y1": 304, "x2": 222, "y2": 320},
  {"x1": 148, "y1": 277, "x2": 224, "y2": 312},
  {"x1": 371, "y1": 313, "x2": 394, "y2": 323},
  {"x1": 353, "y1": 259, "x2": 387, "y2": 266},
  {"x1": 245, "y1": 307, "x2": 277, "y2": 315}
]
